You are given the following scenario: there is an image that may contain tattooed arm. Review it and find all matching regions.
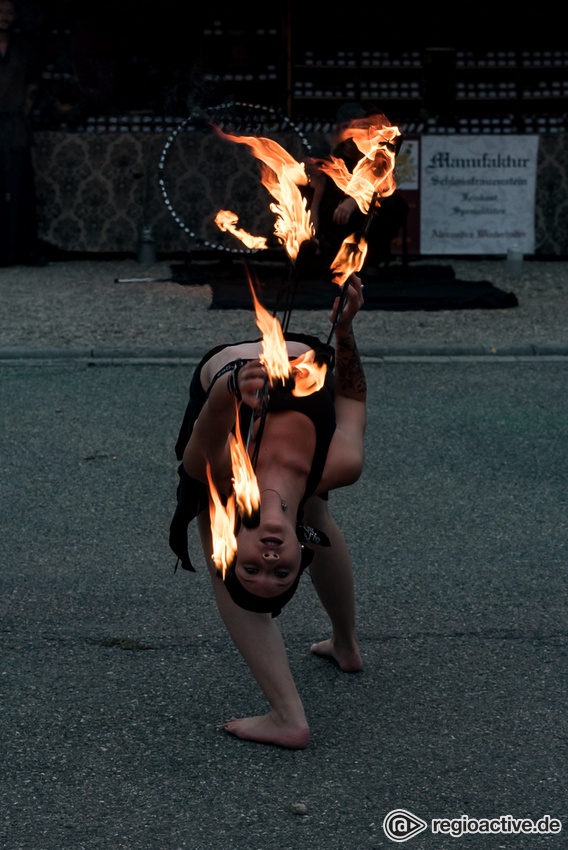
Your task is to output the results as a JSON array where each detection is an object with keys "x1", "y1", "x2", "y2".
[
  {"x1": 320, "y1": 276, "x2": 367, "y2": 491},
  {"x1": 333, "y1": 275, "x2": 367, "y2": 402},
  {"x1": 335, "y1": 324, "x2": 367, "y2": 401}
]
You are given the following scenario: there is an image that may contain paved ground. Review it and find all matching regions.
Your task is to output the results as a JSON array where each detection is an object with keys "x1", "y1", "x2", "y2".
[
  {"x1": 0, "y1": 255, "x2": 567, "y2": 357},
  {"x1": 1, "y1": 256, "x2": 567, "y2": 849}
]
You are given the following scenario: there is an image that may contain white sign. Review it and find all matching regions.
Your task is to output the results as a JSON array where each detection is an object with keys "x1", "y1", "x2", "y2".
[{"x1": 420, "y1": 136, "x2": 539, "y2": 255}]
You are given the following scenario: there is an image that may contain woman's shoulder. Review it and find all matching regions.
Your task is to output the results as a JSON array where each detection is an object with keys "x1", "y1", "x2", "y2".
[
  {"x1": 200, "y1": 338, "x2": 315, "y2": 392},
  {"x1": 199, "y1": 341, "x2": 263, "y2": 390}
]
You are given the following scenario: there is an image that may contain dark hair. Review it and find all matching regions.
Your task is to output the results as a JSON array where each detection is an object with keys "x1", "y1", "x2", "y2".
[{"x1": 223, "y1": 545, "x2": 314, "y2": 617}]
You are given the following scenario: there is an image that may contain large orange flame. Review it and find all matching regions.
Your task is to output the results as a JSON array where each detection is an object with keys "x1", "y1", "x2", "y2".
[
  {"x1": 330, "y1": 232, "x2": 368, "y2": 288},
  {"x1": 319, "y1": 116, "x2": 401, "y2": 214},
  {"x1": 248, "y1": 275, "x2": 291, "y2": 384},
  {"x1": 290, "y1": 349, "x2": 328, "y2": 397},
  {"x1": 229, "y1": 401, "x2": 261, "y2": 524},
  {"x1": 260, "y1": 162, "x2": 314, "y2": 262},
  {"x1": 214, "y1": 210, "x2": 268, "y2": 251},
  {"x1": 214, "y1": 126, "x2": 314, "y2": 261},
  {"x1": 246, "y1": 270, "x2": 328, "y2": 396},
  {"x1": 214, "y1": 126, "x2": 308, "y2": 185},
  {"x1": 205, "y1": 462, "x2": 237, "y2": 579}
]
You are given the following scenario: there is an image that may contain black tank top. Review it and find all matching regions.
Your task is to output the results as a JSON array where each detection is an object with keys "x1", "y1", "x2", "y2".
[
  {"x1": 170, "y1": 333, "x2": 335, "y2": 571},
  {"x1": 265, "y1": 380, "x2": 336, "y2": 502}
]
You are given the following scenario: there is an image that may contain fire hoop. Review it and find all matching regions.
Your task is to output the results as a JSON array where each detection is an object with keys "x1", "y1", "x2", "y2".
[{"x1": 158, "y1": 102, "x2": 312, "y2": 253}]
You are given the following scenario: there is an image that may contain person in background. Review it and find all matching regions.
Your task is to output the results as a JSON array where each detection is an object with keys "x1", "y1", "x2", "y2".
[
  {"x1": 304, "y1": 102, "x2": 408, "y2": 274},
  {"x1": 0, "y1": 0, "x2": 42, "y2": 265}
]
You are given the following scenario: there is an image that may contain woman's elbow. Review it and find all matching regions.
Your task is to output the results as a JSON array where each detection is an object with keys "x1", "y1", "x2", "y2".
[{"x1": 342, "y1": 447, "x2": 365, "y2": 486}]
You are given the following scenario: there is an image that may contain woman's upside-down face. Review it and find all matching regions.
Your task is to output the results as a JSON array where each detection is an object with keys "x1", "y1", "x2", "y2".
[{"x1": 234, "y1": 524, "x2": 302, "y2": 598}]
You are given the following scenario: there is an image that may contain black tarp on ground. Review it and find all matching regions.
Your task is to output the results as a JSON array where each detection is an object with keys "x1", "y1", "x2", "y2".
[
  {"x1": 177, "y1": 262, "x2": 518, "y2": 311},
  {"x1": 360, "y1": 265, "x2": 519, "y2": 311}
]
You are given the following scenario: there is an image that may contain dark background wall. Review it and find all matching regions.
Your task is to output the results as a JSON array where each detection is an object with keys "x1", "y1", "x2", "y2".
[{"x1": 14, "y1": 0, "x2": 563, "y2": 129}]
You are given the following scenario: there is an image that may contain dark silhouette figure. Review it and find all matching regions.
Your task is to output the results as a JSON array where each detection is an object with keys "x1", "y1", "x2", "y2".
[{"x1": 0, "y1": 0, "x2": 41, "y2": 265}]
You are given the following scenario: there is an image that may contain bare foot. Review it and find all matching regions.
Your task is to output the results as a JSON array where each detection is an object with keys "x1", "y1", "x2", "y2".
[
  {"x1": 223, "y1": 712, "x2": 310, "y2": 749},
  {"x1": 310, "y1": 637, "x2": 363, "y2": 672}
]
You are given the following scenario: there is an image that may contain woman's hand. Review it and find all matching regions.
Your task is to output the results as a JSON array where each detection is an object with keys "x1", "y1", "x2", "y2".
[
  {"x1": 329, "y1": 274, "x2": 364, "y2": 335},
  {"x1": 231, "y1": 360, "x2": 268, "y2": 409},
  {"x1": 332, "y1": 197, "x2": 357, "y2": 226}
]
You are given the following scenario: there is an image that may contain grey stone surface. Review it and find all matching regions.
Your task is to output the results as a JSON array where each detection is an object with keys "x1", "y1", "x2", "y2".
[
  {"x1": 1, "y1": 256, "x2": 567, "y2": 847},
  {"x1": 0, "y1": 256, "x2": 567, "y2": 357},
  {"x1": 1, "y1": 360, "x2": 567, "y2": 849}
]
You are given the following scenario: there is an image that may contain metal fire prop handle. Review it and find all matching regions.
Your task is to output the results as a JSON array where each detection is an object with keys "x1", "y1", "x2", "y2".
[
  {"x1": 115, "y1": 277, "x2": 173, "y2": 283},
  {"x1": 325, "y1": 191, "x2": 379, "y2": 346},
  {"x1": 225, "y1": 180, "x2": 377, "y2": 527},
  {"x1": 236, "y1": 374, "x2": 274, "y2": 529}
]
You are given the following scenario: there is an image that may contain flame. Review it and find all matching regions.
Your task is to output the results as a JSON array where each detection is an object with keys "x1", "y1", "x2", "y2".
[
  {"x1": 319, "y1": 116, "x2": 401, "y2": 214},
  {"x1": 214, "y1": 126, "x2": 308, "y2": 185},
  {"x1": 246, "y1": 270, "x2": 328, "y2": 396},
  {"x1": 229, "y1": 402, "x2": 261, "y2": 525},
  {"x1": 214, "y1": 126, "x2": 314, "y2": 261},
  {"x1": 260, "y1": 162, "x2": 314, "y2": 262},
  {"x1": 330, "y1": 232, "x2": 368, "y2": 288},
  {"x1": 247, "y1": 273, "x2": 291, "y2": 384},
  {"x1": 214, "y1": 209, "x2": 268, "y2": 251},
  {"x1": 205, "y1": 462, "x2": 237, "y2": 579},
  {"x1": 290, "y1": 349, "x2": 328, "y2": 397}
]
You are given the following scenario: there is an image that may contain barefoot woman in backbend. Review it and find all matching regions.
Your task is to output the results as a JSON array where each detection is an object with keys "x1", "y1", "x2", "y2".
[{"x1": 170, "y1": 275, "x2": 366, "y2": 748}]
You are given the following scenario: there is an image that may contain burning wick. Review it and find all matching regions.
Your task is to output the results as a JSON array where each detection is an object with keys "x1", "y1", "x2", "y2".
[
  {"x1": 318, "y1": 116, "x2": 401, "y2": 214},
  {"x1": 245, "y1": 267, "x2": 329, "y2": 396},
  {"x1": 214, "y1": 126, "x2": 315, "y2": 263},
  {"x1": 331, "y1": 232, "x2": 368, "y2": 290},
  {"x1": 247, "y1": 269, "x2": 291, "y2": 386},
  {"x1": 214, "y1": 210, "x2": 268, "y2": 251},
  {"x1": 229, "y1": 398, "x2": 261, "y2": 529},
  {"x1": 205, "y1": 462, "x2": 237, "y2": 579},
  {"x1": 289, "y1": 349, "x2": 328, "y2": 397},
  {"x1": 325, "y1": 232, "x2": 368, "y2": 344}
]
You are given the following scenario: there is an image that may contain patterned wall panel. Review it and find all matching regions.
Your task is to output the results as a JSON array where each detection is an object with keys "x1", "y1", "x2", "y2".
[{"x1": 32, "y1": 131, "x2": 568, "y2": 256}]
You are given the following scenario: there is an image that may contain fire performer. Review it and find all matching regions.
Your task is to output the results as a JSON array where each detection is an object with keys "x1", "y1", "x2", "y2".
[{"x1": 170, "y1": 275, "x2": 366, "y2": 748}]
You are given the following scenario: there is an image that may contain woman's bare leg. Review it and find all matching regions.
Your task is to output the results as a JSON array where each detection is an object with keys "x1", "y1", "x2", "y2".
[
  {"x1": 197, "y1": 513, "x2": 310, "y2": 748},
  {"x1": 302, "y1": 497, "x2": 363, "y2": 672}
]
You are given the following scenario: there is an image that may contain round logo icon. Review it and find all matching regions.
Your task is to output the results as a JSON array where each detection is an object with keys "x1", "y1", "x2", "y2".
[{"x1": 383, "y1": 809, "x2": 428, "y2": 842}]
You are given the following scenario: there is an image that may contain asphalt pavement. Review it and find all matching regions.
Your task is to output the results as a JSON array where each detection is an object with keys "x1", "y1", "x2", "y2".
[{"x1": 1, "y1": 357, "x2": 567, "y2": 850}]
